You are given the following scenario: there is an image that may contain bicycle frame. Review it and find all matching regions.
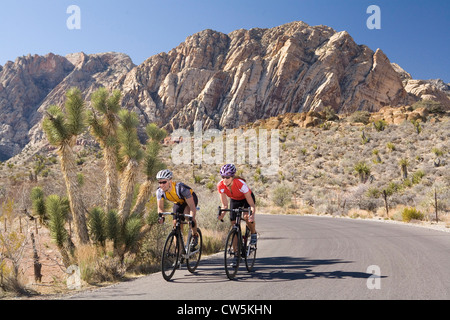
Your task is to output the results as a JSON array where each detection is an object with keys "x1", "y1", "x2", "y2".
[
  {"x1": 218, "y1": 206, "x2": 256, "y2": 279},
  {"x1": 218, "y1": 206, "x2": 250, "y2": 232},
  {"x1": 159, "y1": 212, "x2": 196, "y2": 257},
  {"x1": 159, "y1": 211, "x2": 202, "y2": 281}
]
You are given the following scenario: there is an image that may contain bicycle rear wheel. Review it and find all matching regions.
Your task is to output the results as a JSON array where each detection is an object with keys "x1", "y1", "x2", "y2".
[
  {"x1": 161, "y1": 231, "x2": 180, "y2": 281},
  {"x1": 187, "y1": 228, "x2": 203, "y2": 273},
  {"x1": 224, "y1": 228, "x2": 241, "y2": 280},
  {"x1": 244, "y1": 227, "x2": 257, "y2": 272}
]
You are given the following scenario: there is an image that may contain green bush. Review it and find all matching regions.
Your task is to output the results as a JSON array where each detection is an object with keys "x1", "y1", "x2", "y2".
[
  {"x1": 401, "y1": 207, "x2": 424, "y2": 222},
  {"x1": 412, "y1": 100, "x2": 444, "y2": 114},
  {"x1": 272, "y1": 186, "x2": 292, "y2": 207},
  {"x1": 373, "y1": 119, "x2": 387, "y2": 132},
  {"x1": 350, "y1": 111, "x2": 371, "y2": 124}
]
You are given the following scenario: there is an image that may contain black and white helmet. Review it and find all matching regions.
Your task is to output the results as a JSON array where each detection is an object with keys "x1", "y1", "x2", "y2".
[{"x1": 156, "y1": 169, "x2": 173, "y2": 180}]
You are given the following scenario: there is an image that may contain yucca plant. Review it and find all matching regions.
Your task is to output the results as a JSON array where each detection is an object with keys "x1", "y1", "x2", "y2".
[
  {"x1": 116, "y1": 109, "x2": 143, "y2": 224},
  {"x1": 88, "y1": 87, "x2": 121, "y2": 213},
  {"x1": 354, "y1": 161, "x2": 371, "y2": 183},
  {"x1": 88, "y1": 207, "x2": 144, "y2": 263},
  {"x1": 42, "y1": 87, "x2": 89, "y2": 244},
  {"x1": 88, "y1": 207, "x2": 107, "y2": 247},
  {"x1": 46, "y1": 195, "x2": 72, "y2": 267},
  {"x1": 399, "y1": 158, "x2": 409, "y2": 179},
  {"x1": 105, "y1": 209, "x2": 120, "y2": 246},
  {"x1": 30, "y1": 187, "x2": 47, "y2": 226},
  {"x1": 131, "y1": 123, "x2": 167, "y2": 217}
]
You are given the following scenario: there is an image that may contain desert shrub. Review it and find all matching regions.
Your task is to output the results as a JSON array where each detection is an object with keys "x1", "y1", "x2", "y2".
[
  {"x1": 373, "y1": 119, "x2": 387, "y2": 132},
  {"x1": 272, "y1": 185, "x2": 293, "y2": 207},
  {"x1": 401, "y1": 207, "x2": 424, "y2": 222},
  {"x1": 202, "y1": 229, "x2": 227, "y2": 255},
  {"x1": 411, "y1": 170, "x2": 425, "y2": 184},
  {"x1": 349, "y1": 111, "x2": 371, "y2": 124},
  {"x1": 412, "y1": 100, "x2": 444, "y2": 114},
  {"x1": 77, "y1": 244, "x2": 125, "y2": 283},
  {"x1": 354, "y1": 161, "x2": 371, "y2": 183}
]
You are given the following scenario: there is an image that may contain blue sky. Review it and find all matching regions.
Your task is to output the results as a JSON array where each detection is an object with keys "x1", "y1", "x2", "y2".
[{"x1": 1, "y1": 0, "x2": 449, "y2": 82}]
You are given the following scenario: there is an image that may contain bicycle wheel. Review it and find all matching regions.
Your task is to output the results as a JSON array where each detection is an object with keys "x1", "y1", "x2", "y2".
[
  {"x1": 161, "y1": 231, "x2": 180, "y2": 281},
  {"x1": 187, "y1": 228, "x2": 203, "y2": 273},
  {"x1": 224, "y1": 228, "x2": 241, "y2": 280},
  {"x1": 244, "y1": 227, "x2": 257, "y2": 272}
]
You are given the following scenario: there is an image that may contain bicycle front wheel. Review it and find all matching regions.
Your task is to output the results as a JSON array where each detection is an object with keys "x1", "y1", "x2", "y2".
[
  {"x1": 187, "y1": 228, "x2": 203, "y2": 273},
  {"x1": 224, "y1": 228, "x2": 241, "y2": 280},
  {"x1": 244, "y1": 227, "x2": 257, "y2": 272},
  {"x1": 161, "y1": 231, "x2": 180, "y2": 281}
]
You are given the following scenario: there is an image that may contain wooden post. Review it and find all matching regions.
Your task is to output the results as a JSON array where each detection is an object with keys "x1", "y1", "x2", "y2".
[
  {"x1": 435, "y1": 187, "x2": 439, "y2": 222},
  {"x1": 383, "y1": 190, "x2": 389, "y2": 218},
  {"x1": 31, "y1": 232, "x2": 42, "y2": 283}
]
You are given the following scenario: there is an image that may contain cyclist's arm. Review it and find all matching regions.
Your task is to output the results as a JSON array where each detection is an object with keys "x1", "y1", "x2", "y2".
[
  {"x1": 244, "y1": 191, "x2": 256, "y2": 220},
  {"x1": 218, "y1": 193, "x2": 228, "y2": 220},
  {"x1": 157, "y1": 197, "x2": 165, "y2": 213},
  {"x1": 156, "y1": 188, "x2": 165, "y2": 213},
  {"x1": 185, "y1": 196, "x2": 197, "y2": 218},
  {"x1": 219, "y1": 192, "x2": 228, "y2": 209}
]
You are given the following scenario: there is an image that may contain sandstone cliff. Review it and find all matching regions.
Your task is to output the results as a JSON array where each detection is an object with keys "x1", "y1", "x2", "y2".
[
  {"x1": 117, "y1": 21, "x2": 412, "y2": 132},
  {"x1": 0, "y1": 52, "x2": 134, "y2": 160}
]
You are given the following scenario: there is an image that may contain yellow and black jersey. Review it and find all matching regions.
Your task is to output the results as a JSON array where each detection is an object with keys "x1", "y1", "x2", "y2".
[{"x1": 156, "y1": 181, "x2": 193, "y2": 205}]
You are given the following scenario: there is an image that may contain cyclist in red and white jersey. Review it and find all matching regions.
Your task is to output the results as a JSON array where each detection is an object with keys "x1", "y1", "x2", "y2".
[{"x1": 217, "y1": 164, "x2": 257, "y2": 245}]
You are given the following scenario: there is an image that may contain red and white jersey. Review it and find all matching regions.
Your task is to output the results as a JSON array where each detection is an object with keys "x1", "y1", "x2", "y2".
[{"x1": 217, "y1": 178, "x2": 251, "y2": 201}]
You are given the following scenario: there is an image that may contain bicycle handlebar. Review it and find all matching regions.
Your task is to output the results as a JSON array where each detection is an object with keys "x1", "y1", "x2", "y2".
[
  {"x1": 217, "y1": 206, "x2": 251, "y2": 222},
  {"x1": 158, "y1": 212, "x2": 194, "y2": 225},
  {"x1": 159, "y1": 212, "x2": 194, "y2": 218}
]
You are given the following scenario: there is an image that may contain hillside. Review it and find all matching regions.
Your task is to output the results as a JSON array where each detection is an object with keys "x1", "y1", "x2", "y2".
[
  {"x1": 2, "y1": 108, "x2": 448, "y2": 220},
  {"x1": 0, "y1": 108, "x2": 448, "y2": 297}
]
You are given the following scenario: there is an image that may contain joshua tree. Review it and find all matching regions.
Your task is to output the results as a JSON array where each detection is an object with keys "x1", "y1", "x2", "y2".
[
  {"x1": 399, "y1": 158, "x2": 409, "y2": 179},
  {"x1": 88, "y1": 87, "x2": 121, "y2": 213},
  {"x1": 131, "y1": 123, "x2": 167, "y2": 217},
  {"x1": 45, "y1": 195, "x2": 73, "y2": 267},
  {"x1": 42, "y1": 87, "x2": 90, "y2": 244},
  {"x1": 116, "y1": 109, "x2": 143, "y2": 224},
  {"x1": 30, "y1": 187, "x2": 47, "y2": 227}
]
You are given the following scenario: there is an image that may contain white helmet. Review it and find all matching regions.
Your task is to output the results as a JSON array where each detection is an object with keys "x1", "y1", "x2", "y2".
[{"x1": 156, "y1": 169, "x2": 173, "y2": 180}]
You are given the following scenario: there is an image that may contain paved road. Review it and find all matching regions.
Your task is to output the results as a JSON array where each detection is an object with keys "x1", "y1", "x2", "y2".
[{"x1": 67, "y1": 214, "x2": 450, "y2": 300}]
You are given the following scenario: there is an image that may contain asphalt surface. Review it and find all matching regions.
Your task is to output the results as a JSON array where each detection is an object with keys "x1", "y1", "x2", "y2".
[{"x1": 66, "y1": 214, "x2": 450, "y2": 300}]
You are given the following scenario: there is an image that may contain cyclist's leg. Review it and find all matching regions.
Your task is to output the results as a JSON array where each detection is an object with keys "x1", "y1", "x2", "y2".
[
  {"x1": 243, "y1": 193, "x2": 257, "y2": 243},
  {"x1": 188, "y1": 193, "x2": 199, "y2": 236},
  {"x1": 229, "y1": 198, "x2": 241, "y2": 254},
  {"x1": 173, "y1": 203, "x2": 185, "y2": 233}
]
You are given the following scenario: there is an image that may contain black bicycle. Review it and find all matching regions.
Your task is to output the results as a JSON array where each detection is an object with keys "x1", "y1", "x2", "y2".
[
  {"x1": 218, "y1": 207, "x2": 257, "y2": 280},
  {"x1": 159, "y1": 212, "x2": 203, "y2": 281}
]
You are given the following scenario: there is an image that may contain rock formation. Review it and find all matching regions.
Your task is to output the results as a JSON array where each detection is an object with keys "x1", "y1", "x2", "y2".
[
  {"x1": 0, "y1": 21, "x2": 448, "y2": 161},
  {"x1": 0, "y1": 52, "x2": 134, "y2": 160},
  {"x1": 118, "y1": 22, "x2": 412, "y2": 132}
]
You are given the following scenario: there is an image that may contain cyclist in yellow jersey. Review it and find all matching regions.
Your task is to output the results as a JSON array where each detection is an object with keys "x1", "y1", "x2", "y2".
[{"x1": 156, "y1": 169, "x2": 199, "y2": 247}]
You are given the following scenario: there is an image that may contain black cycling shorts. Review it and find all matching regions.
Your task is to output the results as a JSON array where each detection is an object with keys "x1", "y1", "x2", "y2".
[
  {"x1": 173, "y1": 192, "x2": 198, "y2": 219},
  {"x1": 229, "y1": 192, "x2": 255, "y2": 221}
]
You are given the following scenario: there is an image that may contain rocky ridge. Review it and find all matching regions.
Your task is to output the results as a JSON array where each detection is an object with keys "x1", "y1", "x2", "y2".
[
  {"x1": 117, "y1": 22, "x2": 414, "y2": 132},
  {"x1": 1, "y1": 21, "x2": 449, "y2": 161},
  {"x1": 0, "y1": 52, "x2": 134, "y2": 161}
]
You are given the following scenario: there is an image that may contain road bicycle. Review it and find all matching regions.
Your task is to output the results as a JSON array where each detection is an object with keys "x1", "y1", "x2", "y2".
[
  {"x1": 159, "y1": 211, "x2": 203, "y2": 281},
  {"x1": 218, "y1": 207, "x2": 257, "y2": 280}
]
